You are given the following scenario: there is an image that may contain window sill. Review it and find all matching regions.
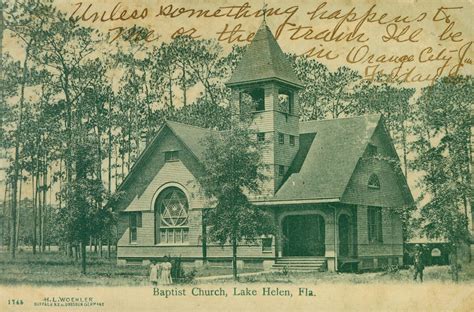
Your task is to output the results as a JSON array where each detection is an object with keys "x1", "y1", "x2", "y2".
[
  {"x1": 368, "y1": 241, "x2": 383, "y2": 245},
  {"x1": 156, "y1": 243, "x2": 191, "y2": 246},
  {"x1": 250, "y1": 110, "x2": 299, "y2": 116},
  {"x1": 262, "y1": 250, "x2": 273, "y2": 254}
]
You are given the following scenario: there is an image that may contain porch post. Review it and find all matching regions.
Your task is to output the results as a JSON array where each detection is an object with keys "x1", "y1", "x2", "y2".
[
  {"x1": 201, "y1": 209, "x2": 208, "y2": 263},
  {"x1": 334, "y1": 207, "x2": 338, "y2": 271},
  {"x1": 276, "y1": 212, "x2": 283, "y2": 258},
  {"x1": 277, "y1": 232, "x2": 283, "y2": 258},
  {"x1": 325, "y1": 204, "x2": 338, "y2": 272}
]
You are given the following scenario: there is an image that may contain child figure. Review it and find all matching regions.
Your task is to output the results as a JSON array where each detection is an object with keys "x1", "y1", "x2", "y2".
[{"x1": 149, "y1": 260, "x2": 158, "y2": 286}]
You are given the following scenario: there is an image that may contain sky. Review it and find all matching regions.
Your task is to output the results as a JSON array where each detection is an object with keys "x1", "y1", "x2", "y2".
[{"x1": 1, "y1": 0, "x2": 473, "y2": 206}]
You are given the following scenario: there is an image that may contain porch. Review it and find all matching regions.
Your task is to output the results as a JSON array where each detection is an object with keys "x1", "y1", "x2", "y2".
[{"x1": 273, "y1": 203, "x2": 358, "y2": 272}]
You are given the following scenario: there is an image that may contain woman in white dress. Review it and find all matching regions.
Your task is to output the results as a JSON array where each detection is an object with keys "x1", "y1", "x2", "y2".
[
  {"x1": 160, "y1": 257, "x2": 173, "y2": 285},
  {"x1": 149, "y1": 261, "x2": 158, "y2": 286}
]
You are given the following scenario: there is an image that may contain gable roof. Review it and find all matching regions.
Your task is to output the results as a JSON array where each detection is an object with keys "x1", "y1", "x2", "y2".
[
  {"x1": 116, "y1": 115, "x2": 413, "y2": 207},
  {"x1": 267, "y1": 115, "x2": 382, "y2": 203},
  {"x1": 166, "y1": 120, "x2": 219, "y2": 161},
  {"x1": 226, "y1": 23, "x2": 303, "y2": 89},
  {"x1": 165, "y1": 115, "x2": 398, "y2": 204},
  {"x1": 114, "y1": 120, "x2": 217, "y2": 194}
]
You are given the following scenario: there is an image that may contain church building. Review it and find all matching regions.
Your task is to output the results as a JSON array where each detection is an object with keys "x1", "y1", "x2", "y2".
[{"x1": 114, "y1": 23, "x2": 414, "y2": 272}]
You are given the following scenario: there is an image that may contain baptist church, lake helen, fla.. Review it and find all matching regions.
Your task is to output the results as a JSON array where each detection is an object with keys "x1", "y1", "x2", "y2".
[{"x1": 113, "y1": 23, "x2": 414, "y2": 273}]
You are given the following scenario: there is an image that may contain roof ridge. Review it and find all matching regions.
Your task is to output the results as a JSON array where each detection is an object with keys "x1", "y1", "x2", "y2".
[
  {"x1": 301, "y1": 114, "x2": 381, "y2": 124},
  {"x1": 166, "y1": 120, "x2": 219, "y2": 132},
  {"x1": 226, "y1": 24, "x2": 303, "y2": 88}
]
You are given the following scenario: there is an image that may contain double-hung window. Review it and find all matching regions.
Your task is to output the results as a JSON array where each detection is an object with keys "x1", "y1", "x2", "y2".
[
  {"x1": 368, "y1": 206, "x2": 383, "y2": 243},
  {"x1": 129, "y1": 212, "x2": 142, "y2": 243}
]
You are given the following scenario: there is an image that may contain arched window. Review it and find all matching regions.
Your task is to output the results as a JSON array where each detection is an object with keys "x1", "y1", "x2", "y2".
[
  {"x1": 154, "y1": 187, "x2": 189, "y2": 244},
  {"x1": 368, "y1": 174, "x2": 380, "y2": 189}
]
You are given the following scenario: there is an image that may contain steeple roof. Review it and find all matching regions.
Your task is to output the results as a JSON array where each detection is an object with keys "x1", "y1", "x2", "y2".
[{"x1": 226, "y1": 23, "x2": 303, "y2": 89}]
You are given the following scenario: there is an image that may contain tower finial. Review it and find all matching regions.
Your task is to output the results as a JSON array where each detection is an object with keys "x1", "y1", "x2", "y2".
[{"x1": 262, "y1": 2, "x2": 268, "y2": 25}]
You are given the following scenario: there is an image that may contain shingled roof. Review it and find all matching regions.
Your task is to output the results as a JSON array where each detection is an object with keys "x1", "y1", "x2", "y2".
[
  {"x1": 163, "y1": 115, "x2": 383, "y2": 202},
  {"x1": 114, "y1": 120, "x2": 218, "y2": 194},
  {"x1": 269, "y1": 115, "x2": 381, "y2": 202},
  {"x1": 117, "y1": 115, "x2": 413, "y2": 206},
  {"x1": 166, "y1": 120, "x2": 219, "y2": 160},
  {"x1": 226, "y1": 23, "x2": 303, "y2": 89}
]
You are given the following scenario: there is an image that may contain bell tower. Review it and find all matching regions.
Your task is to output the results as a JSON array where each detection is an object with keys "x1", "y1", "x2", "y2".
[{"x1": 225, "y1": 22, "x2": 303, "y2": 196}]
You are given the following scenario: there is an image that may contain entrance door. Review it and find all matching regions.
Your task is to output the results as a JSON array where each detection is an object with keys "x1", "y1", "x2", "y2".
[
  {"x1": 282, "y1": 215, "x2": 325, "y2": 256},
  {"x1": 338, "y1": 214, "x2": 350, "y2": 257}
]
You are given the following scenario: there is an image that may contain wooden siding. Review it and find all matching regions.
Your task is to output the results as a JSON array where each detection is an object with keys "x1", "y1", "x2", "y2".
[
  {"x1": 118, "y1": 243, "x2": 276, "y2": 259},
  {"x1": 114, "y1": 127, "x2": 206, "y2": 212},
  {"x1": 356, "y1": 205, "x2": 403, "y2": 257},
  {"x1": 118, "y1": 209, "x2": 204, "y2": 249},
  {"x1": 342, "y1": 125, "x2": 407, "y2": 208},
  {"x1": 116, "y1": 128, "x2": 209, "y2": 247},
  {"x1": 123, "y1": 161, "x2": 207, "y2": 212}
]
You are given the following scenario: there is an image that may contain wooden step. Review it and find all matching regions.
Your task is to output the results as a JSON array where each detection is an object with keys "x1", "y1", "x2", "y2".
[
  {"x1": 272, "y1": 257, "x2": 327, "y2": 272},
  {"x1": 276, "y1": 259, "x2": 326, "y2": 263}
]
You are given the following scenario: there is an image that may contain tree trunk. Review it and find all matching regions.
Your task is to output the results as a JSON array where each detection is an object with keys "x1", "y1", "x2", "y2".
[
  {"x1": 168, "y1": 69, "x2": 173, "y2": 107},
  {"x1": 59, "y1": 158, "x2": 62, "y2": 209},
  {"x1": 201, "y1": 210, "x2": 207, "y2": 263},
  {"x1": 42, "y1": 163, "x2": 47, "y2": 252},
  {"x1": 5, "y1": 183, "x2": 12, "y2": 252},
  {"x1": 95, "y1": 113, "x2": 103, "y2": 258},
  {"x1": 182, "y1": 65, "x2": 187, "y2": 106},
  {"x1": 15, "y1": 170, "x2": 22, "y2": 248},
  {"x1": 115, "y1": 144, "x2": 119, "y2": 189},
  {"x1": 2, "y1": 182, "x2": 8, "y2": 249},
  {"x1": 401, "y1": 120, "x2": 409, "y2": 178},
  {"x1": 10, "y1": 45, "x2": 31, "y2": 259},
  {"x1": 232, "y1": 235, "x2": 238, "y2": 280},
  {"x1": 121, "y1": 152, "x2": 125, "y2": 186},
  {"x1": 32, "y1": 173, "x2": 37, "y2": 254},
  {"x1": 81, "y1": 240, "x2": 87, "y2": 274},
  {"x1": 107, "y1": 103, "x2": 112, "y2": 194},
  {"x1": 450, "y1": 244, "x2": 459, "y2": 282},
  {"x1": 0, "y1": 0, "x2": 4, "y2": 112},
  {"x1": 38, "y1": 169, "x2": 43, "y2": 253}
]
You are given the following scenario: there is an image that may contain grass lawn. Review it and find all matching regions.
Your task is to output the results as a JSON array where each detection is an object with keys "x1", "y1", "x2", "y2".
[
  {"x1": 233, "y1": 262, "x2": 474, "y2": 284},
  {"x1": 0, "y1": 251, "x2": 262, "y2": 286},
  {"x1": 1, "y1": 251, "x2": 473, "y2": 286}
]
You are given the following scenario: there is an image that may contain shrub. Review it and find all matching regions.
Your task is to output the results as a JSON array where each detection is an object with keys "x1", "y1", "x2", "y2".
[
  {"x1": 382, "y1": 264, "x2": 400, "y2": 274},
  {"x1": 181, "y1": 268, "x2": 197, "y2": 284},
  {"x1": 170, "y1": 256, "x2": 185, "y2": 280}
]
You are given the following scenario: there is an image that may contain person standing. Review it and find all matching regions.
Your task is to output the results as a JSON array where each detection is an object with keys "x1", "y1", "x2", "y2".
[
  {"x1": 149, "y1": 260, "x2": 158, "y2": 286},
  {"x1": 413, "y1": 245, "x2": 425, "y2": 282},
  {"x1": 160, "y1": 256, "x2": 173, "y2": 285}
]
